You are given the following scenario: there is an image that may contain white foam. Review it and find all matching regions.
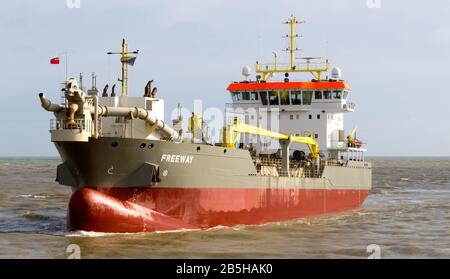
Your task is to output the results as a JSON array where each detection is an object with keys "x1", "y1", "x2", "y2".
[
  {"x1": 154, "y1": 228, "x2": 201, "y2": 234},
  {"x1": 65, "y1": 230, "x2": 141, "y2": 237},
  {"x1": 17, "y1": 194, "x2": 50, "y2": 199},
  {"x1": 66, "y1": 227, "x2": 201, "y2": 237},
  {"x1": 206, "y1": 225, "x2": 229, "y2": 231}
]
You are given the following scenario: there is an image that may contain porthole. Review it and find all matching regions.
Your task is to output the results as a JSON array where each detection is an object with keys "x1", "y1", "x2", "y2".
[
  {"x1": 148, "y1": 143, "x2": 154, "y2": 149},
  {"x1": 140, "y1": 143, "x2": 146, "y2": 148},
  {"x1": 224, "y1": 149, "x2": 227, "y2": 154},
  {"x1": 197, "y1": 146, "x2": 201, "y2": 151},
  {"x1": 111, "y1": 142, "x2": 119, "y2": 147}
]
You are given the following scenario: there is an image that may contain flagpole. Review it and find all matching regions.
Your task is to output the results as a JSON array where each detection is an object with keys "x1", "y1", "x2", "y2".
[
  {"x1": 65, "y1": 52, "x2": 68, "y2": 81},
  {"x1": 58, "y1": 52, "x2": 68, "y2": 80}
]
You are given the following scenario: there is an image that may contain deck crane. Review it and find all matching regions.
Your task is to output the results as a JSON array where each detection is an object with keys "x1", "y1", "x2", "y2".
[
  {"x1": 347, "y1": 126, "x2": 363, "y2": 148},
  {"x1": 221, "y1": 118, "x2": 320, "y2": 159}
]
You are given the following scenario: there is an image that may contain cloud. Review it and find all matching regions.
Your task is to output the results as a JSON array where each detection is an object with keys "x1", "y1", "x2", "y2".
[
  {"x1": 426, "y1": 27, "x2": 450, "y2": 46},
  {"x1": 1, "y1": 0, "x2": 450, "y2": 156}
]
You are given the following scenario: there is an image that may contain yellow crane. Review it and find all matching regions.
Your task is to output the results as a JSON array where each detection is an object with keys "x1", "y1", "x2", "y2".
[
  {"x1": 222, "y1": 119, "x2": 320, "y2": 158},
  {"x1": 347, "y1": 126, "x2": 363, "y2": 148}
]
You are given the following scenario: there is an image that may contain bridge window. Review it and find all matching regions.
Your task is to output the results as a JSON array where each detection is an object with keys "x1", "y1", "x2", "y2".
[
  {"x1": 250, "y1": 91, "x2": 259, "y2": 101},
  {"x1": 242, "y1": 91, "x2": 250, "y2": 101},
  {"x1": 232, "y1": 91, "x2": 242, "y2": 101},
  {"x1": 302, "y1": 91, "x2": 313, "y2": 105},
  {"x1": 314, "y1": 91, "x2": 322, "y2": 100},
  {"x1": 290, "y1": 90, "x2": 302, "y2": 105},
  {"x1": 290, "y1": 114, "x2": 294, "y2": 120},
  {"x1": 280, "y1": 89, "x2": 290, "y2": 105},
  {"x1": 323, "y1": 90, "x2": 332, "y2": 99},
  {"x1": 260, "y1": 91, "x2": 268, "y2": 105},
  {"x1": 343, "y1": 90, "x2": 349, "y2": 100},
  {"x1": 268, "y1": 91, "x2": 279, "y2": 105},
  {"x1": 332, "y1": 90, "x2": 342, "y2": 99}
]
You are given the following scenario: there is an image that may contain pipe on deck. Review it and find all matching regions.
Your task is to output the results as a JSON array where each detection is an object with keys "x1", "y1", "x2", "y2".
[
  {"x1": 39, "y1": 93, "x2": 65, "y2": 112},
  {"x1": 38, "y1": 93, "x2": 181, "y2": 142},
  {"x1": 93, "y1": 106, "x2": 181, "y2": 142}
]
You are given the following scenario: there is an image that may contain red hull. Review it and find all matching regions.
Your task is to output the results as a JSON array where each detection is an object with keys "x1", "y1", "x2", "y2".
[{"x1": 68, "y1": 187, "x2": 369, "y2": 232}]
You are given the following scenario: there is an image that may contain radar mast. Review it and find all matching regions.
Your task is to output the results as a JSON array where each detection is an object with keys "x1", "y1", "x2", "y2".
[{"x1": 255, "y1": 15, "x2": 329, "y2": 81}]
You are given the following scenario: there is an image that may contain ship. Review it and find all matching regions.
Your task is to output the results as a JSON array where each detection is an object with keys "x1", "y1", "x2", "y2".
[{"x1": 38, "y1": 16, "x2": 371, "y2": 233}]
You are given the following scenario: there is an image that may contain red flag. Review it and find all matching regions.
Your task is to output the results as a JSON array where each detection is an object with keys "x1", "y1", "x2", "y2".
[{"x1": 50, "y1": 57, "x2": 60, "y2": 64}]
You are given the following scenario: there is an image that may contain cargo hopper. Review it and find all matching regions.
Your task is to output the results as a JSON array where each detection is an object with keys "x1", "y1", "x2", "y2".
[{"x1": 39, "y1": 16, "x2": 371, "y2": 232}]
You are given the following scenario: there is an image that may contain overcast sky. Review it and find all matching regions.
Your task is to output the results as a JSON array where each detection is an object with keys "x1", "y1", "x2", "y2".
[{"x1": 0, "y1": 0, "x2": 449, "y2": 156}]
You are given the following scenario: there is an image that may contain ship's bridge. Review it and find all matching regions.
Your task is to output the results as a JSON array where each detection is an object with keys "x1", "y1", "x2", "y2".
[
  {"x1": 226, "y1": 80, "x2": 354, "y2": 113},
  {"x1": 225, "y1": 80, "x2": 357, "y2": 157},
  {"x1": 223, "y1": 15, "x2": 364, "y2": 158}
]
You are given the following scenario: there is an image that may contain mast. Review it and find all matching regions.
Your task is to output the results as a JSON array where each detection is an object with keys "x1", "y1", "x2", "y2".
[
  {"x1": 255, "y1": 15, "x2": 329, "y2": 81},
  {"x1": 121, "y1": 39, "x2": 127, "y2": 95},
  {"x1": 284, "y1": 15, "x2": 303, "y2": 69},
  {"x1": 107, "y1": 38, "x2": 139, "y2": 96}
]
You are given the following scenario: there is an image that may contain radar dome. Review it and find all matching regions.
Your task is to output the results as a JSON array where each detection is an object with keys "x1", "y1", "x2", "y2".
[
  {"x1": 331, "y1": 67, "x2": 342, "y2": 80},
  {"x1": 242, "y1": 65, "x2": 252, "y2": 78}
]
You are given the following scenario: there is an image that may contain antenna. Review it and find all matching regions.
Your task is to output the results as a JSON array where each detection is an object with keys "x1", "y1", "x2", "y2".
[
  {"x1": 254, "y1": 15, "x2": 329, "y2": 81},
  {"x1": 242, "y1": 66, "x2": 252, "y2": 80},
  {"x1": 298, "y1": 57, "x2": 321, "y2": 61},
  {"x1": 177, "y1": 103, "x2": 183, "y2": 120},
  {"x1": 283, "y1": 15, "x2": 305, "y2": 69},
  {"x1": 91, "y1": 72, "x2": 97, "y2": 90},
  {"x1": 107, "y1": 38, "x2": 139, "y2": 96},
  {"x1": 272, "y1": 51, "x2": 278, "y2": 70},
  {"x1": 79, "y1": 73, "x2": 83, "y2": 91}
]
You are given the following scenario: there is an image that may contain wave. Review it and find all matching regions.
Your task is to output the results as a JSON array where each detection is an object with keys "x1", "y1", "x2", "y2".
[
  {"x1": 377, "y1": 185, "x2": 401, "y2": 190},
  {"x1": 66, "y1": 227, "x2": 201, "y2": 237},
  {"x1": 65, "y1": 231, "x2": 141, "y2": 237},
  {"x1": 22, "y1": 211, "x2": 52, "y2": 221},
  {"x1": 17, "y1": 194, "x2": 53, "y2": 199},
  {"x1": 154, "y1": 228, "x2": 201, "y2": 234}
]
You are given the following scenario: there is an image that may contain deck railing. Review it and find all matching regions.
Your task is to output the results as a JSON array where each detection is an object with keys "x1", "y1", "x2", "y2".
[
  {"x1": 50, "y1": 119, "x2": 100, "y2": 136},
  {"x1": 255, "y1": 61, "x2": 329, "y2": 72},
  {"x1": 253, "y1": 157, "x2": 349, "y2": 178},
  {"x1": 343, "y1": 102, "x2": 356, "y2": 111}
]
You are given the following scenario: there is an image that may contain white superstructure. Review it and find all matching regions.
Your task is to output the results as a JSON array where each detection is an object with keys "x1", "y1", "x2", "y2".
[{"x1": 225, "y1": 15, "x2": 365, "y2": 161}]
